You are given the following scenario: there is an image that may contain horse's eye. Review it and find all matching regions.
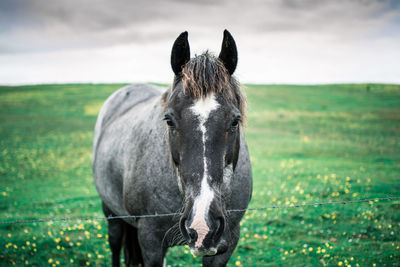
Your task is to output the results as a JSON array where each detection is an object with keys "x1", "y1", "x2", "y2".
[
  {"x1": 231, "y1": 117, "x2": 241, "y2": 129},
  {"x1": 164, "y1": 116, "x2": 175, "y2": 128}
]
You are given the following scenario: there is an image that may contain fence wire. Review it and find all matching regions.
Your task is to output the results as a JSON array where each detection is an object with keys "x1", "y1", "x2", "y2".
[{"x1": 1, "y1": 196, "x2": 399, "y2": 225}]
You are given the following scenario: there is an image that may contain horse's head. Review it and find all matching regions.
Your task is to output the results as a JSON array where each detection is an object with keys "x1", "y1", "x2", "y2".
[{"x1": 163, "y1": 30, "x2": 245, "y2": 256}]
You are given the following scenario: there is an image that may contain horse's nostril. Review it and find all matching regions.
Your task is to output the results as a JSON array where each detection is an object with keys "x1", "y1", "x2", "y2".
[
  {"x1": 183, "y1": 219, "x2": 198, "y2": 243},
  {"x1": 187, "y1": 228, "x2": 198, "y2": 242},
  {"x1": 214, "y1": 217, "x2": 225, "y2": 241},
  {"x1": 216, "y1": 219, "x2": 220, "y2": 232}
]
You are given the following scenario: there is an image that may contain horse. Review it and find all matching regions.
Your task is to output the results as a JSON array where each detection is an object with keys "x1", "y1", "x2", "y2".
[{"x1": 93, "y1": 30, "x2": 252, "y2": 267}]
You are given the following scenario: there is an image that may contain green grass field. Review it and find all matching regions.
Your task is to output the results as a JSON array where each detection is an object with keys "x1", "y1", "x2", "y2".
[{"x1": 1, "y1": 83, "x2": 399, "y2": 266}]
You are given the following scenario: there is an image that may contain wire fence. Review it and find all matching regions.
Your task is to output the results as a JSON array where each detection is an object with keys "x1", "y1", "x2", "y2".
[{"x1": 1, "y1": 196, "x2": 399, "y2": 225}]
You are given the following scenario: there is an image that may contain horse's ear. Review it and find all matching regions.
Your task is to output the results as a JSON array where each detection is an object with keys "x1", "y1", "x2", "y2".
[
  {"x1": 219, "y1": 29, "x2": 238, "y2": 75},
  {"x1": 171, "y1": 31, "x2": 190, "y2": 75}
]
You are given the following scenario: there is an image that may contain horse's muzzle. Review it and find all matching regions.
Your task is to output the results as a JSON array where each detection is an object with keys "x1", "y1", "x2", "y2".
[{"x1": 180, "y1": 212, "x2": 226, "y2": 256}]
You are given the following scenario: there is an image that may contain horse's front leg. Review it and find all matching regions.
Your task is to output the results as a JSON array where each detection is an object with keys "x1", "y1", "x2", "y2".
[
  {"x1": 102, "y1": 202, "x2": 124, "y2": 267},
  {"x1": 137, "y1": 218, "x2": 169, "y2": 267},
  {"x1": 202, "y1": 225, "x2": 240, "y2": 267}
]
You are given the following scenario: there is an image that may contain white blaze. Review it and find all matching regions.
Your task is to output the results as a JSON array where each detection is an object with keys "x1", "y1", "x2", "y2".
[{"x1": 189, "y1": 93, "x2": 219, "y2": 248}]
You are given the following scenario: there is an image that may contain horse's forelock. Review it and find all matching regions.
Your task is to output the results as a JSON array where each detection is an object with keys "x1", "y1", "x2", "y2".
[
  {"x1": 182, "y1": 52, "x2": 230, "y2": 99},
  {"x1": 166, "y1": 52, "x2": 246, "y2": 122}
]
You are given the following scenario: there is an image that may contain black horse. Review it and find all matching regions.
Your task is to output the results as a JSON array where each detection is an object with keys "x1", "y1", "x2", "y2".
[{"x1": 93, "y1": 30, "x2": 252, "y2": 266}]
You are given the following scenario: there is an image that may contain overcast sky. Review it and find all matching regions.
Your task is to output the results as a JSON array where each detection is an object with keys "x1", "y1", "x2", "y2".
[{"x1": 1, "y1": 0, "x2": 399, "y2": 84}]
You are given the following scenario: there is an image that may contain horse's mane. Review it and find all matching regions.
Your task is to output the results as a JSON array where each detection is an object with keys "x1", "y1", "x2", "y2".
[{"x1": 170, "y1": 51, "x2": 246, "y2": 121}]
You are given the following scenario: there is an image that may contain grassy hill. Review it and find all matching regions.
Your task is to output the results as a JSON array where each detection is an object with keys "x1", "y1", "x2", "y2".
[{"x1": 1, "y1": 83, "x2": 399, "y2": 266}]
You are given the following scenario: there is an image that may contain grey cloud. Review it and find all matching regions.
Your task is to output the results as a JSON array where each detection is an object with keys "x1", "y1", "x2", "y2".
[{"x1": 0, "y1": 0, "x2": 399, "y2": 53}]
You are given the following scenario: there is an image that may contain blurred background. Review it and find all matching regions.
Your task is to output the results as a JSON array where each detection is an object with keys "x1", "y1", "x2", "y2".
[{"x1": 1, "y1": 0, "x2": 400, "y2": 84}]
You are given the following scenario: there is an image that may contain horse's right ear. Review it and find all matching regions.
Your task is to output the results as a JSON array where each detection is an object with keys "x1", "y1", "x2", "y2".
[
  {"x1": 219, "y1": 30, "x2": 237, "y2": 75},
  {"x1": 171, "y1": 31, "x2": 190, "y2": 75}
]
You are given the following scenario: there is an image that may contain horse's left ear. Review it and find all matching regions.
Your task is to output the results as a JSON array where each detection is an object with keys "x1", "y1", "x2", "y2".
[
  {"x1": 171, "y1": 31, "x2": 190, "y2": 75},
  {"x1": 219, "y1": 29, "x2": 238, "y2": 75}
]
